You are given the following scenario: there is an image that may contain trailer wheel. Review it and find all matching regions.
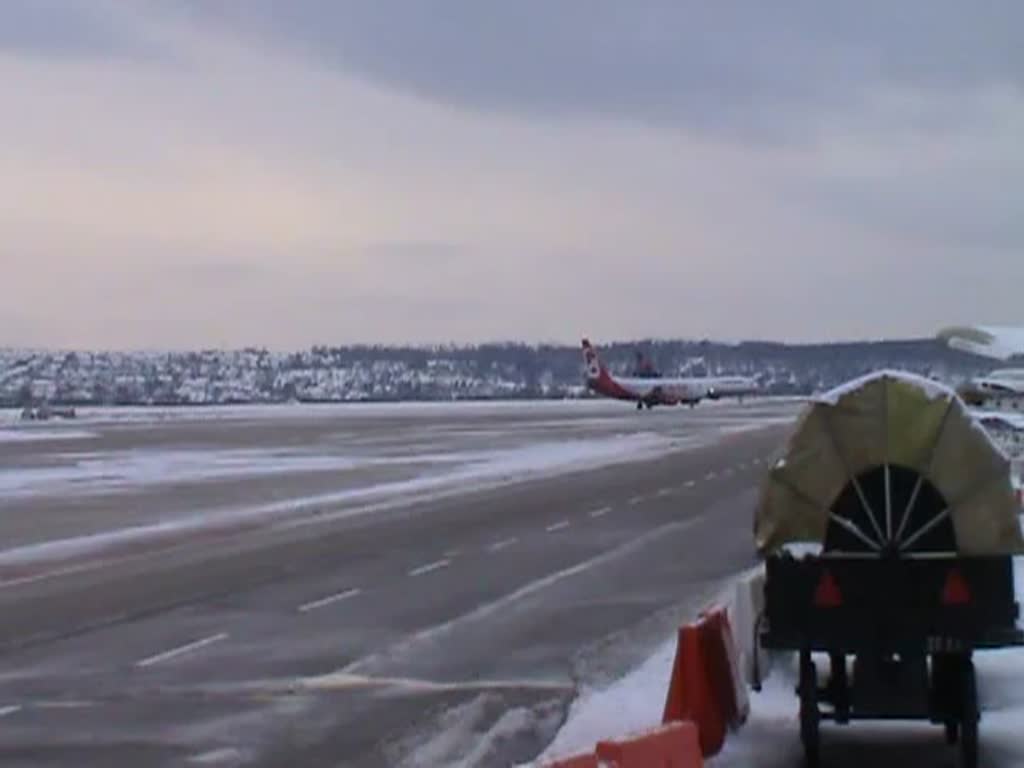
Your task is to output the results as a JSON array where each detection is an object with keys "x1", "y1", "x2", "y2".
[
  {"x1": 960, "y1": 660, "x2": 978, "y2": 768},
  {"x1": 799, "y1": 652, "x2": 820, "y2": 768},
  {"x1": 945, "y1": 720, "x2": 959, "y2": 745}
]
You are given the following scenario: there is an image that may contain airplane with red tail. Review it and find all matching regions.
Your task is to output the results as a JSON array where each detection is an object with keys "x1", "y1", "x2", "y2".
[{"x1": 582, "y1": 338, "x2": 759, "y2": 410}]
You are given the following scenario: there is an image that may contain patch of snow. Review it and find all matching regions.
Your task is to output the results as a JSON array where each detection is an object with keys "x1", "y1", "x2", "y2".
[
  {"x1": 0, "y1": 432, "x2": 687, "y2": 566},
  {"x1": 0, "y1": 429, "x2": 97, "y2": 443},
  {"x1": 0, "y1": 448, "x2": 431, "y2": 499},
  {"x1": 813, "y1": 369, "x2": 954, "y2": 407},
  {"x1": 536, "y1": 636, "x2": 678, "y2": 763}
]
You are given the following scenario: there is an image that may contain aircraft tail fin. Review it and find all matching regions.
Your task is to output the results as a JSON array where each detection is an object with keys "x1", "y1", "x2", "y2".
[{"x1": 582, "y1": 338, "x2": 606, "y2": 382}]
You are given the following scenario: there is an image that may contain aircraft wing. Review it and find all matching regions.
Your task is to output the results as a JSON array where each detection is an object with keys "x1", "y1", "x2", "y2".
[
  {"x1": 937, "y1": 325, "x2": 1024, "y2": 360},
  {"x1": 971, "y1": 410, "x2": 1024, "y2": 432}
]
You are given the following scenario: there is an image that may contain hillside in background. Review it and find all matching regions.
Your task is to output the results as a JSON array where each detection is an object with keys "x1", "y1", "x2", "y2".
[{"x1": 0, "y1": 339, "x2": 1004, "y2": 407}]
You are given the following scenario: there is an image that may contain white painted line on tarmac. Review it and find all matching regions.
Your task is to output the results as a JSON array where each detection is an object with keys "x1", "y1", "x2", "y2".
[
  {"x1": 443, "y1": 549, "x2": 461, "y2": 558},
  {"x1": 546, "y1": 520, "x2": 571, "y2": 533},
  {"x1": 0, "y1": 705, "x2": 21, "y2": 718},
  {"x1": 684, "y1": 480, "x2": 696, "y2": 488},
  {"x1": 188, "y1": 748, "x2": 244, "y2": 765},
  {"x1": 656, "y1": 488, "x2": 673, "y2": 497},
  {"x1": 627, "y1": 495, "x2": 644, "y2": 506},
  {"x1": 408, "y1": 559, "x2": 450, "y2": 577},
  {"x1": 488, "y1": 537, "x2": 518, "y2": 552},
  {"x1": 705, "y1": 471, "x2": 716, "y2": 480},
  {"x1": 135, "y1": 633, "x2": 228, "y2": 669},
  {"x1": 298, "y1": 588, "x2": 361, "y2": 614},
  {"x1": 588, "y1": 506, "x2": 612, "y2": 519}
]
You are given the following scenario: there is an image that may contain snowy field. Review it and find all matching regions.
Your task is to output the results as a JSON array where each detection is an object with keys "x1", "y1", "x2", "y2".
[
  {"x1": 536, "y1": 560, "x2": 1024, "y2": 768},
  {"x1": 0, "y1": 399, "x2": 798, "y2": 568}
]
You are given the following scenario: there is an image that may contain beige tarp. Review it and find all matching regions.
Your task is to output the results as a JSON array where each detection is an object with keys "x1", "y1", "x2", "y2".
[{"x1": 755, "y1": 370, "x2": 1024, "y2": 556}]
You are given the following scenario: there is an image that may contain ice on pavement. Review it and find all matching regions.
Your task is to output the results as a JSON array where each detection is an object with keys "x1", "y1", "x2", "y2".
[
  {"x1": 0, "y1": 428, "x2": 97, "y2": 443},
  {"x1": 0, "y1": 432, "x2": 684, "y2": 566},
  {"x1": 535, "y1": 558, "x2": 1024, "y2": 767}
]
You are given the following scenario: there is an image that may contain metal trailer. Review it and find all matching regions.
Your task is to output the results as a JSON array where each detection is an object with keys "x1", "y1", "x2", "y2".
[
  {"x1": 754, "y1": 372, "x2": 1024, "y2": 768},
  {"x1": 762, "y1": 552, "x2": 1022, "y2": 767}
]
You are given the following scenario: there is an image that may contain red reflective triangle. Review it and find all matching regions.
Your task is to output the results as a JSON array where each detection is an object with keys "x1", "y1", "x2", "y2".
[
  {"x1": 814, "y1": 569, "x2": 843, "y2": 608},
  {"x1": 942, "y1": 568, "x2": 971, "y2": 606}
]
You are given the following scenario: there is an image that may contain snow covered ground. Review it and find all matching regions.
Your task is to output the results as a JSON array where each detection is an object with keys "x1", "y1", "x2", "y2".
[{"x1": 535, "y1": 559, "x2": 1024, "y2": 767}]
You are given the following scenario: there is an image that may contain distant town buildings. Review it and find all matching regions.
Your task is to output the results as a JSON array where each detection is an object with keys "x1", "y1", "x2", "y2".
[{"x1": 0, "y1": 340, "x2": 997, "y2": 407}]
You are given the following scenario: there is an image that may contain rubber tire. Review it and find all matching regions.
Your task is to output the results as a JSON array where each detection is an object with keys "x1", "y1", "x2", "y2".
[
  {"x1": 945, "y1": 720, "x2": 959, "y2": 745},
  {"x1": 961, "y1": 661, "x2": 978, "y2": 768},
  {"x1": 800, "y1": 654, "x2": 821, "y2": 768}
]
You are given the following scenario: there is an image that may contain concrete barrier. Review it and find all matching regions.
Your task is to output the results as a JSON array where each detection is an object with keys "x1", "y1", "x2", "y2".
[{"x1": 727, "y1": 565, "x2": 772, "y2": 688}]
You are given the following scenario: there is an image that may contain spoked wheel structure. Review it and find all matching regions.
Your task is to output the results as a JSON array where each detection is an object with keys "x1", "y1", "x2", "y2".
[{"x1": 824, "y1": 463, "x2": 957, "y2": 556}]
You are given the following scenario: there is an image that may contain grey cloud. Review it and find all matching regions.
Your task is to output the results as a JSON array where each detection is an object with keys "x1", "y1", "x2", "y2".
[
  {"x1": 180, "y1": 1, "x2": 1023, "y2": 140},
  {"x1": 0, "y1": 0, "x2": 165, "y2": 61}
]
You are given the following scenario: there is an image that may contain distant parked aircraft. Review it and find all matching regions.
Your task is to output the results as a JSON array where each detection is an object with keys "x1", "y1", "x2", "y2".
[{"x1": 581, "y1": 339, "x2": 758, "y2": 409}]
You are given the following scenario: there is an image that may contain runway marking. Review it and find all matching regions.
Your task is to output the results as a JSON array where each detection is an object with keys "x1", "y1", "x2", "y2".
[
  {"x1": 487, "y1": 537, "x2": 518, "y2": 552},
  {"x1": 705, "y1": 471, "x2": 716, "y2": 480},
  {"x1": 684, "y1": 480, "x2": 696, "y2": 488},
  {"x1": 588, "y1": 506, "x2": 611, "y2": 519},
  {"x1": 298, "y1": 588, "x2": 361, "y2": 613},
  {"x1": 0, "y1": 562, "x2": 100, "y2": 591},
  {"x1": 408, "y1": 559, "x2": 451, "y2": 577},
  {"x1": 627, "y1": 495, "x2": 644, "y2": 506},
  {"x1": 546, "y1": 520, "x2": 571, "y2": 533},
  {"x1": 342, "y1": 514, "x2": 710, "y2": 676},
  {"x1": 656, "y1": 487, "x2": 673, "y2": 497},
  {"x1": 188, "y1": 748, "x2": 244, "y2": 765},
  {"x1": 443, "y1": 549, "x2": 461, "y2": 558},
  {"x1": 135, "y1": 633, "x2": 228, "y2": 669},
  {"x1": 0, "y1": 705, "x2": 21, "y2": 718}
]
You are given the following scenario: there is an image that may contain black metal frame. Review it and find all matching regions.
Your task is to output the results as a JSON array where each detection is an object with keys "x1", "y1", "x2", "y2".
[{"x1": 761, "y1": 554, "x2": 1020, "y2": 768}]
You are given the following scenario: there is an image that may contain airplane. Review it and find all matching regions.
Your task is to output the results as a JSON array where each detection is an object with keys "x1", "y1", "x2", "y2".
[
  {"x1": 581, "y1": 338, "x2": 759, "y2": 409},
  {"x1": 936, "y1": 325, "x2": 1024, "y2": 409}
]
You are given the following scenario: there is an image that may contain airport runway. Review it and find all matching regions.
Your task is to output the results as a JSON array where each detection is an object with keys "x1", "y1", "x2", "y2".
[{"x1": 0, "y1": 400, "x2": 797, "y2": 767}]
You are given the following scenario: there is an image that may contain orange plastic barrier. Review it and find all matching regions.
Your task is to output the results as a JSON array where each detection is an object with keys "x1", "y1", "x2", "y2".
[
  {"x1": 539, "y1": 752, "x2": 599, "y2": 768},
  {"x1": 662, "y1": 620, "x2": 726, "y2": 756},
  {"x1": 596, "y1": 721, "x2": 703, "y2": 768}
]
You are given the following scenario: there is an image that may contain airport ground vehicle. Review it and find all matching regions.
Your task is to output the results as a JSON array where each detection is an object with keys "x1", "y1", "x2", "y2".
[{"x1": 754, "y1": 372, "x2": 1024, "y2": 767}]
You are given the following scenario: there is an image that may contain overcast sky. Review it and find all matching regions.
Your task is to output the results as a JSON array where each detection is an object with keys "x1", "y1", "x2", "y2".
[{"x1": 2, "y1": 1, "x2": 1021, "y2": 350}]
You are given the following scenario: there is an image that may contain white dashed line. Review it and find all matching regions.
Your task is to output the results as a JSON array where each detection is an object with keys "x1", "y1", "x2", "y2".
[
  {"x1": 588, "y1": 506, "x2": 612, "y2": 519},
  {"x1": 298, "y1": 588, "x2": 361, "y2": 614},
  {"x1": 443, "y1": 549, "x2": 461, "y2": 558},
  {"x1": 705, "y1": 472, "x2": 716, "y2": 480},
  {"x1": 135, "y1": 633, "x2": 228, "y2": 669},
  {"x1": 628, "y1": 495, "x2": 644, "y2": 506},
  {"x1": 488, "y1": 537, "x2": 518, "y2": 552},
  {"x1": 188, "y1": 748, "x2": 244, "y2": 765},
  {"x1": 0, "y1": 706, "x2": 21, "y2": 718},
  {"x1": 546, "y1": 520, "x2": 571, "y2": 533},
  {"x1": 656, "y1": 488, "x2": 673, "y2": 497},
  {"x1": 684, "y1": 480, "x2": 696, "y2": 488},
  {"x1": 408, "y1": 559, "x2": 451, "y2": 577}
]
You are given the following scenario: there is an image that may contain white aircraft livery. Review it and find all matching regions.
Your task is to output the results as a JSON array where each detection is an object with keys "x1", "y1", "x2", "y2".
[{"x1": 581, "y1": 338, "x2": 758, "y2": 409}]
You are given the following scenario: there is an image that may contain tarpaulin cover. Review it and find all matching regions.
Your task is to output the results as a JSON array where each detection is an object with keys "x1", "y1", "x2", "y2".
[{"x1": 755, "y1": 370, "x2": 1024, "y2": 556}]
